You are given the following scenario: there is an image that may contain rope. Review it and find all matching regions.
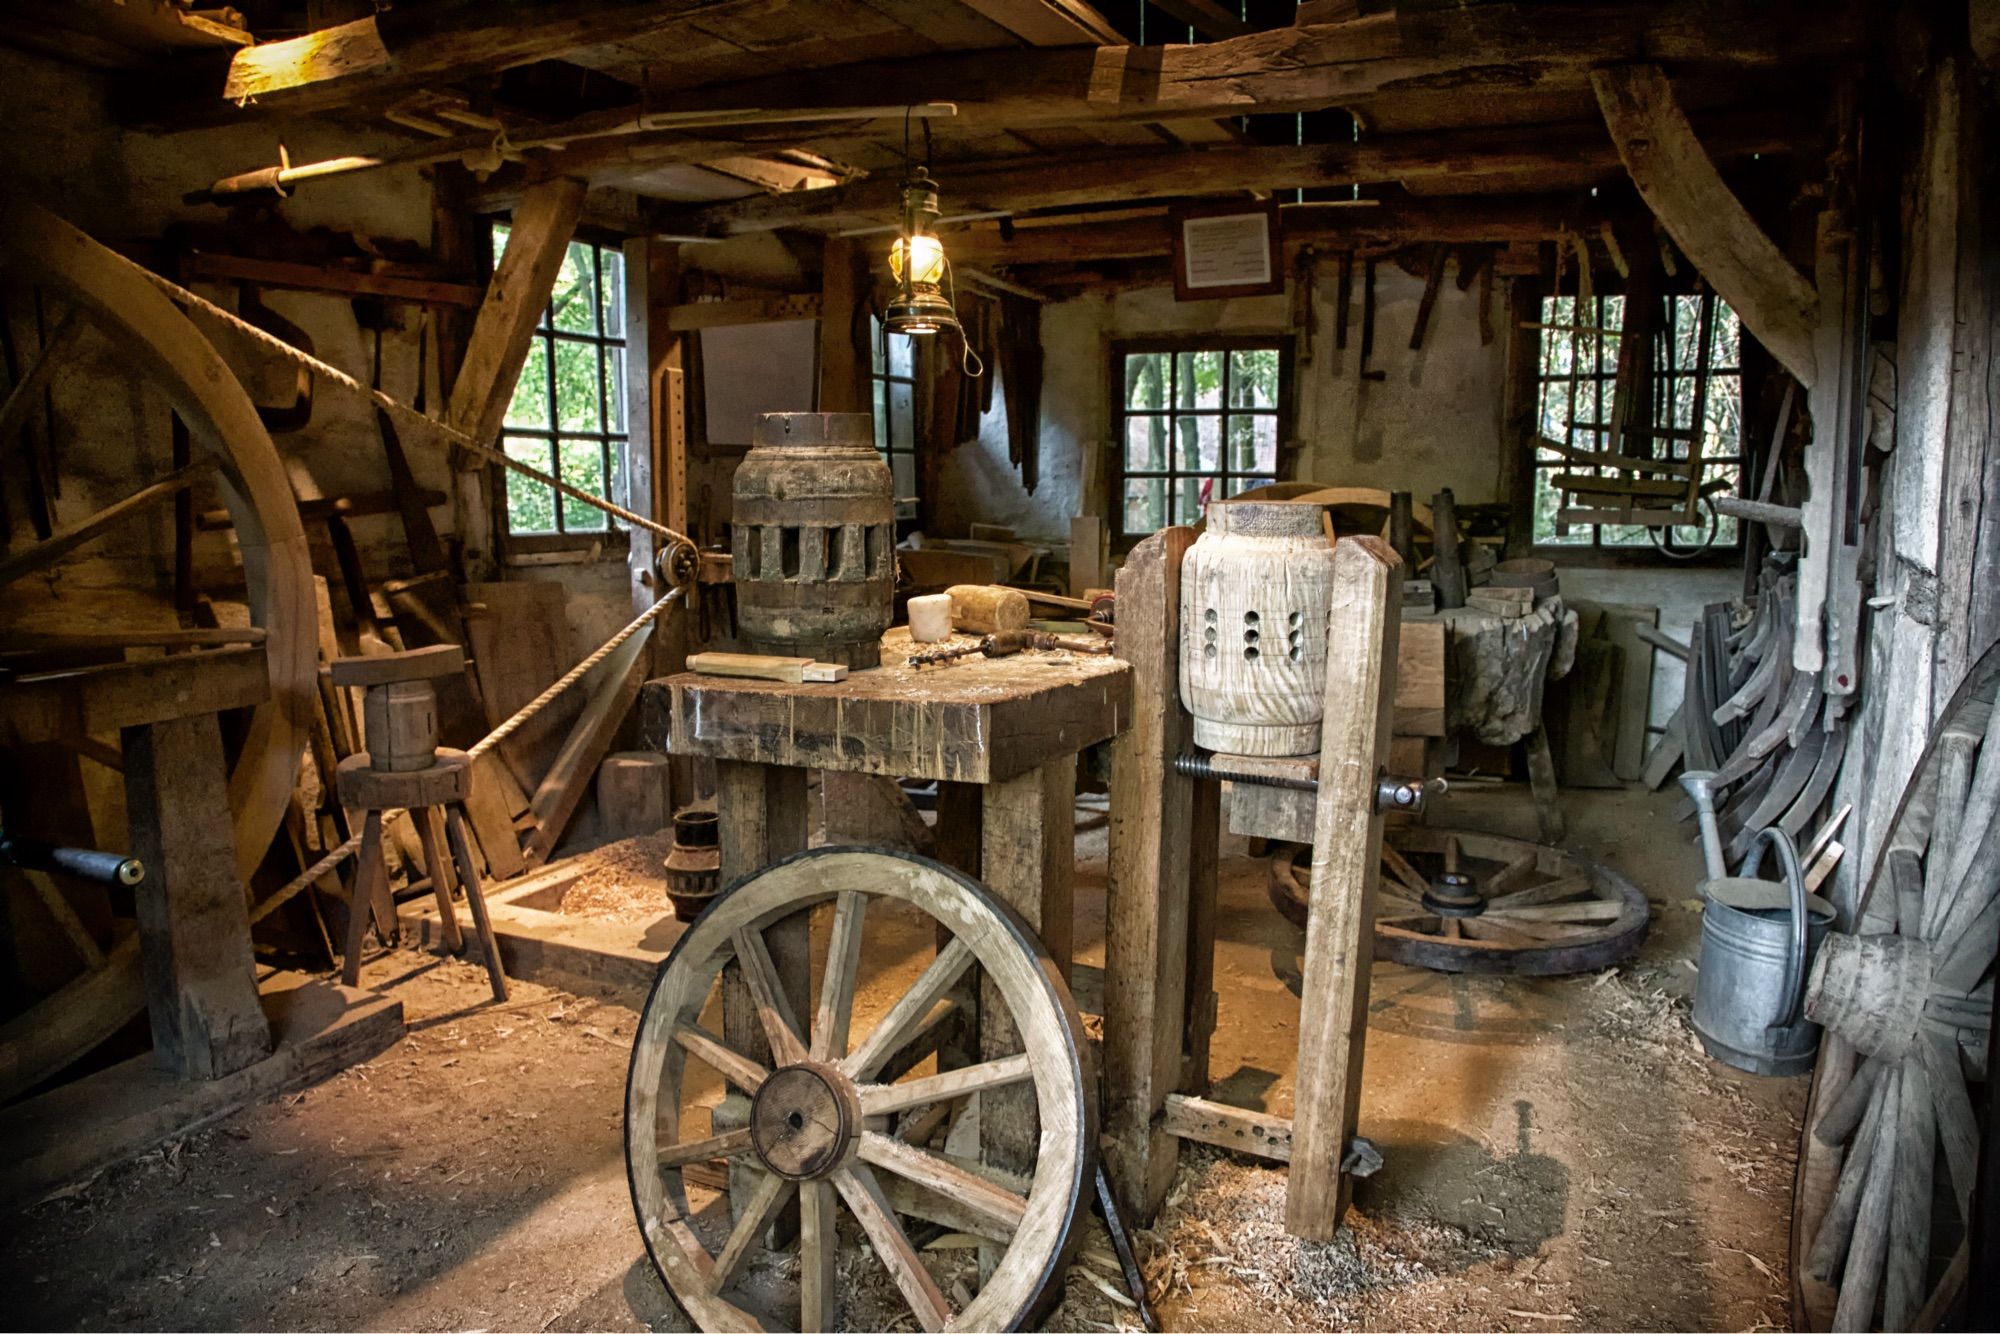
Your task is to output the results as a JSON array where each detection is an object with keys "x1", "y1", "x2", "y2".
[
  {"x1": 114, "y1": 250, "x2": 696, "y2": 559},
  {"x1": 468, "y1": 586, "x2": 683, "y2": 760},
  {"x1": 250, "y1": 835, "x2": 360, "y2": 925}
]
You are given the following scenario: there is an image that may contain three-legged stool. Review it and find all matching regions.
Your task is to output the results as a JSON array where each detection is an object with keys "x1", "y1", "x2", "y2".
[{"x1": 330, "y1": 646, "x2": 508, "y2": 1002}]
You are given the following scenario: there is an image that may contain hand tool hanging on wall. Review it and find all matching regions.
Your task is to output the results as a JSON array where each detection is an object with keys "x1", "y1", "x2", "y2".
[
  {"x1": 1334, "y1": 250, "x2": 1354, "y2": 353},
  {"x1": 1358, "y1": 258, "x2": 1385, "y2": 381},
  {"x1": 1408, "y1": 243, "x2": 1448, "y2": 351}
]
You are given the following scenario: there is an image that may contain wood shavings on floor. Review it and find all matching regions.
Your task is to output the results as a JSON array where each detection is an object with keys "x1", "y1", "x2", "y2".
[{"x1": 548, "y1": 831, "x2": 677, "y2": 923}]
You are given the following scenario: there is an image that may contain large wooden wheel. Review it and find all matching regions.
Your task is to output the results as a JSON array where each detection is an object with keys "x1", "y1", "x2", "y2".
[
  {"x1": 0, "y1": 201, "x2": 315, "y2": 880},
  {"x1": 1268, "y1": 827, "x2": 1650, "y2": 976},
  {"x1": 1791, "y1": 644, "x2": 1999, "y2": 1331},
  {"x1": 625, "y1": 847, "x2": 1092, "y2": 1332}
]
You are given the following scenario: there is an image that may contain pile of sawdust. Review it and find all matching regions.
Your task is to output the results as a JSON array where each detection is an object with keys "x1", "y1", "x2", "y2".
[
  {"x1": 1134, "y1": 1149, "x2": 1488, "y2": 1331},
  {"x1": 550, "y1": 831, "x2": 677, "y2": 922}
]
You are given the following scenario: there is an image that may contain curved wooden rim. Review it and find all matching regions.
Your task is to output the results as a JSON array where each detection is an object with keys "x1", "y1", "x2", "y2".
[
  {"x1": 624, "y1": 846, "x2": 1093, "y2": 1332},
  {"x1": 1269, "y1": 828, "x2": 1650, "y2": 977},
  {"x1": 1, "y1": 201, "x2": 315, "y2": 880}
]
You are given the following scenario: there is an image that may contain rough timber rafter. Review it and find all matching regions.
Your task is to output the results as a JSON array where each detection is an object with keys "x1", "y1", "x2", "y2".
[
  {"x1": 1592, "y1": 63, "x2": 1819, "y2": 385},
  {"x1": 636, "y1": 4, "x2": 1856, "y2": 134},
  {"x1": 660, "y1": 112, "x2": 1798, "y2": 236}
]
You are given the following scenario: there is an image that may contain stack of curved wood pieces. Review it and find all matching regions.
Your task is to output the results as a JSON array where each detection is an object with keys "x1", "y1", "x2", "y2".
[
  {"x1": 1657, "y1": 557, "x2": 1851, "y2": 879},
  {"x1": 1790, "y1": 644, "x2": 1998, "y2": 1331}
]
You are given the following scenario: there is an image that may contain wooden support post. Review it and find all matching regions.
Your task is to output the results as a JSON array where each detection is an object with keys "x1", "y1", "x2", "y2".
[
  {"x1": 714, "y1": 760, "x2": 810, "y2": 1212},
  {"x1": 1593, "y1": 64, "x2": 1817, "y2": 387},
  {"x1": 1286, "y1": 536, "x2": 1401, "y2": 1240},
  {"x1": 1430, "y1": 487, "x2": 1467, "y2": 609},
  {"x1": 1103, "y1": 526, "x2": 1202, "y2": 1221},
  {"x1": 977, "y1": 755, "x2": 1076, "y2": 1177},
  {"x1": 818, "y1": 236, "x2": 873, "y2": 414},
  {"x1": 446, "y1": 176, "x2": 588, "y2": 451},
  {"x1": 123, "y1": 714, "x2": 273, "y2": 1080}
]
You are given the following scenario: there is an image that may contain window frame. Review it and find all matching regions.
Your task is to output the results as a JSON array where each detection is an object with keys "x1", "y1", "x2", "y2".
[
  {"x1": 1108, "y1": 335, "x2": 1292, "y2": 544},
  {"x1": 1531, "y1": 289, "x2": 1745, "y2": 556},
  {"x1": 492, "y1": 225, "x2": 633, "y2": 556},
  {"x1": 870, "y1": 315, "x2": 919, "y2": 519}
]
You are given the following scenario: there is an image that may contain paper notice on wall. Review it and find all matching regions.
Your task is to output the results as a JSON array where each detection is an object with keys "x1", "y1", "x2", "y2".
[{"x1": 1180, "y1": 213, "x2": 1273, "y2": 289}]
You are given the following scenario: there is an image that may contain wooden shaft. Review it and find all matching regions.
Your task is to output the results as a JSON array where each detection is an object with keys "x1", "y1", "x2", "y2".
[{"x1": 415, "y1": 805, "x2": 465, "y2": 954}]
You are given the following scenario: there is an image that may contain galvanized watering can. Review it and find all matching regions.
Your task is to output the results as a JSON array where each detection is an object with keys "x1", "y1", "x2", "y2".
[{"x1": 1681, "y1": 771, "x2": 1837, "y2": 1076}]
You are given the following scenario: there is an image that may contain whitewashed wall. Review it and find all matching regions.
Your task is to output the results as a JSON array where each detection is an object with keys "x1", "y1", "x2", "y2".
[{"x1": 933, "y1": 262, "x2": 1511, "y2": 540}]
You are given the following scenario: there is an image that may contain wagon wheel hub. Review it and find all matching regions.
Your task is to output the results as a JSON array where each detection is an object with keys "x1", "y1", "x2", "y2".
[
  {"x1": 749, "y1": 1062, "x2": 859, "y2": 1181},
  {"x1": 1421, "y1": 871, "x2": 1484, "y2": 918}
]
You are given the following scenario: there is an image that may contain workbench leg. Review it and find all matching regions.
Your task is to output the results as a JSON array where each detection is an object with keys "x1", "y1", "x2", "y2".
[
  {"x1": 713, "y1": 759, "x2": 810, "y2": 1221},
  {"x1": 976, "y1": 754, "x2": 1075, "y2": 1276},
  {"x1": 123, "y1": 714, "x2": 272, "y2": 1080},
  {"x1": 1103, "y1": 527, "x2": 1199, "y2": 1225},
  {"x1": 1182, "y1": 774, "x2": 1222, "y2": 1093},
  {"x1": 931, "y1": 781, "x2": 984, "y2": 1072}
]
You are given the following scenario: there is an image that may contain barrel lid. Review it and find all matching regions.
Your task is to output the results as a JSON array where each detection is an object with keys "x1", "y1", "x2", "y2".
[{"x1": 754, "y1": 412, "x2": 875, "y2": 448}]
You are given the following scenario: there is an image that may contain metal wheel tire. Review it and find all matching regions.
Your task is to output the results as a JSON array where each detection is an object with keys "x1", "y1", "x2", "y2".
[
  {"x1": 1648, "y1": 496, "x2": 1721, "y2": 560},
  {"x1": 1268, "y1": 827, "x2": 1651, "y2": 976},
  {"x1": 625, "y1": 847, "x2": 1093, "y2": 1332},
  {"x1": 1790, "y1": 643, "x2": 1998, "y2": 1331},
  {"x1": 1, "y1": 202, "x2": 315, "y2": 880}
]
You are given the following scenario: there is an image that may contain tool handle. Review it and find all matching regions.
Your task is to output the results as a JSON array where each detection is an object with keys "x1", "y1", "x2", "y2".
[{"x1": 0, "y1": 834, "x2": 145, "y2": 887}]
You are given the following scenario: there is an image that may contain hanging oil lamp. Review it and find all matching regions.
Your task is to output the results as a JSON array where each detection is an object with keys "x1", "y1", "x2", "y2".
[{"x1": 884, "y1": 166, "x2": 960, "y2": 339}]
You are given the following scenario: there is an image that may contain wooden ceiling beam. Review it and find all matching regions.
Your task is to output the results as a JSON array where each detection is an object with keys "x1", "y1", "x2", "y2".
[
  {"x1": 163, "y1": 0, "x2": 737, "y2": 126},
  {"x1": 638, "y1": 4, "x2": 1855, "y2": 134},
  {"x1": 945, "y1": 196, "x2": 1619, "y2": 267},
  {"x1": 657, "y1": 112, "x2": 1799, "y2": 236}
]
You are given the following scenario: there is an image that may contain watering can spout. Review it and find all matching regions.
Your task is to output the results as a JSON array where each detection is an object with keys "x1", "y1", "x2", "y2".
[{"x1": 1679, "y1": 769, "x2": 1730, "y2": 884}]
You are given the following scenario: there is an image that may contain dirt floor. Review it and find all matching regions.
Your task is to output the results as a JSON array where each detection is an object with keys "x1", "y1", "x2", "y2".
[{"x1": 2, "y1": 782, "x2": 1806, "y2": 1332}]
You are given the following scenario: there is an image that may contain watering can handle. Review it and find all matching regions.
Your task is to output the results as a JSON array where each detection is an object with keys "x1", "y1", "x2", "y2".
[{"x1": 1742, "y1": 826, "x2": 1811, "y2": 1027}]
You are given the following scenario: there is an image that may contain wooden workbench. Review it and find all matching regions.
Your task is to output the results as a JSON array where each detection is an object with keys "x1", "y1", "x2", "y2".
[{"x1": 645, "y1": 628, "x2": 1130, "y2": 1201}]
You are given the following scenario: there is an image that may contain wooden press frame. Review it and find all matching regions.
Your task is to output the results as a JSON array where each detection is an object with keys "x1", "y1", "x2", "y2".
[{"x1": 1100, "y1": 525, "x2": 1402, "y2": 1240}]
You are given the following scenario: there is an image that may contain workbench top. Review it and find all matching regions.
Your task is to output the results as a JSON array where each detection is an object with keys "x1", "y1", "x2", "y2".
[{"x1": 644, "y1": 627, "x2": 1130, "y2": 783}]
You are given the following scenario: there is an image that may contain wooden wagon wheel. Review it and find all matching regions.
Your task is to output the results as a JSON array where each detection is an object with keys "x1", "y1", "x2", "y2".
[
  {"x1": 625, "y1": 847, "x2": 1093, "y2": 1332},
  {"x1": 1268, "y1": 826, "x2": 1650, "y2": 976},
  {"x1": 0, "y1": 201, "x2": 315, "y2": 880},
  {"x1": 1791, "y1": 643, "x2": 1999, "y2": 1331}
]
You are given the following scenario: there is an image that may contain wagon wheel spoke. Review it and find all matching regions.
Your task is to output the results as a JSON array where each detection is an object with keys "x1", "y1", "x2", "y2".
[
  {"x1": 1460, "y1": 918, "x2": 1546, "y2": 947},
  {"x1": 657, "y1": 1126, "x2": 756, "y2": 1169},
  {"x1": 1483, "y1": 874, "x2": 1592, "y2": 912},
  {"x1": 858, "y1": 1052, "x2": 1033, "y2": 1117},
  {"x1": 1374, "y1": 912, "x2": 1441, "y2": 930},
  {"x1": 733, "y1": 927, "x2": 808, "y2": 1066},
  {"x1": 833, "y1": 1162, "x2": 954, "y2": 1333},
  {"x1": 707, "y1": 1167, "x2": 794, "y2": 1295},
  {"x1": 0, "y1": 457, "x2": 217, "y2": 589},
  {"x1": 811, "y1": 891, "x2": 867, "y2": 1061},
  {"x1": 857, "y1": 1130, "x2": 1029, "y2": 1234},
  {"x1": 673, "y1": 1022, "x2": 770, "y2": 1095},
  {"x1": 1484, "y1": 901, "x2": 1624, "y2": 925},
  {"x1": 1919, "y1": 1030, "x2": 1978, "y2": 1222},
  {"x1": 799, "y1": 1178, "x2": 839, "y2": 1332},
  {"x1": 1885, "y1": 1061, "x2": 1937, "y2": 1329},
  {"x1": 1807, "y1": 1077, "x2": 1888, "y2": 1282},
  {"x1": 842, "y1": 938, "x2": 976, "y2": 1082},
  {"x1": 1380, "y1": 843, "x2": 1430, "y2": 896}
]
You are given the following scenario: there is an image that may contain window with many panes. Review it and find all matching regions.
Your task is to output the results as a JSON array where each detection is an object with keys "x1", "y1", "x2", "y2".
[
  {"x1": 1113, "y1": 340, "x2": 1283, "y2": 539},
  {"x1": 870, "y1": 316, "x2": 917, "y2": 517},
  {"x1": 497, "y1": 225, "x2": 628, "y2": 542},
  {"x1": 1533, "y1": 292, "x2": 1743, "y2": 549}
]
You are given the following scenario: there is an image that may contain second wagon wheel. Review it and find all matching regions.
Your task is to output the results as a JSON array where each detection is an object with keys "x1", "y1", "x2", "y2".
[
  {"x1": 626, "y1": 847, "x2": 1093, "y2": 1332},
  {"x1": 1267, "y1": 826, "x2": 1650, "y2": 976},
  {"x1": 0, "y1": 201, "x2": 315, "y2": 880},
  {"x1": 1791, "y1": 642, "x2": 1999, "y2": 1331}
]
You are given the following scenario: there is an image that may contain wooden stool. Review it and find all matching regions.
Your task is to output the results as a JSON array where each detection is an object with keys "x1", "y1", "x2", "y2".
[{"x1": 330, "y1": 647, "x2": 507, "y2": 1002}]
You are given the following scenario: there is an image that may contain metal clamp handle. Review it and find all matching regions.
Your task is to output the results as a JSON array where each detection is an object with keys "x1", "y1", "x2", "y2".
[{"x1": 1741, "y1": 825, "x2": 1811, "y2": 1028}]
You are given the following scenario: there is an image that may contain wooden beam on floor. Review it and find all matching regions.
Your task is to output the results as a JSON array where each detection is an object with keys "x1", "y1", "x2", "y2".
[{"x1": 1593, "y1": 63, "x2": 1819, "y2": 386}]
